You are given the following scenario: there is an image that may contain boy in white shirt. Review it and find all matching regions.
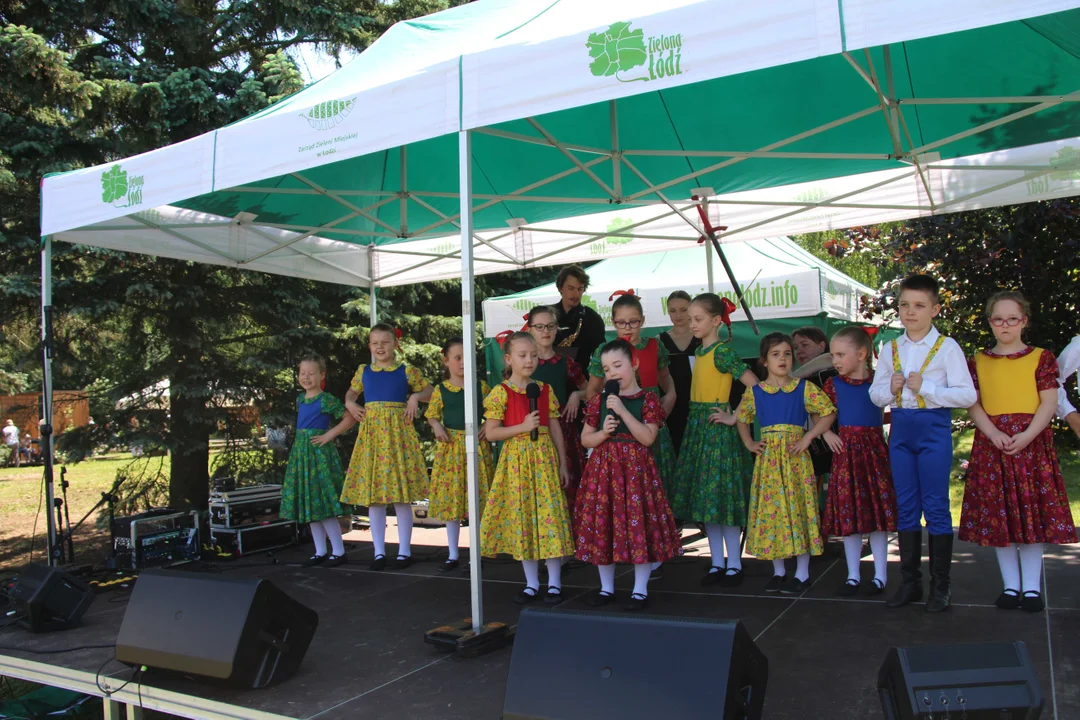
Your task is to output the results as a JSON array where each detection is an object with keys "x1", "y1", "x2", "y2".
[
  {"x1": 1058, "y1": 335, "x2": 1080, "y2": 439},
  {"x1": 870, "y1": 275, "x2": 976, "y2": 613}
]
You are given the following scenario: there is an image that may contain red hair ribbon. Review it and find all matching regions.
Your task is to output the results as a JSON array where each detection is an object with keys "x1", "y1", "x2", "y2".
[
  {"x1": 320, "y1": 377, "x2": 327, "y2": 391},
  {"x1": 394, "y1": 327, "x2": 403, "y2": 340},
  {"x1": 692, "y1": 196, "x2": 728, "y2": 244},
  {"x1": 862, "y1": 326, "x2": 880, "y2": 357},
  {"x1": 719, "y1": 297, "x2": 737, "y2": 327},
  {"x1": 520, "y1": 313, "x2": 530, "y2": 332},
  {"x1": 495, "y1": 330, "x2": 514, "y2": 348},
  {"x1": 609, "y1": 288, "x2": 636, "y2": 301}
]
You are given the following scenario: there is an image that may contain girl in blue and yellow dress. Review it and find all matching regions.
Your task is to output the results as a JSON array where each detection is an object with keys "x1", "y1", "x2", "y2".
[
  {"x1": 585, "y1": 292, "x2": 678, "y2": 490},
  {"x1": 282, "y1": 354, "x2": 357, "y2": 568},
  {"x1": 527, "y1": 305, "x2": 589, "y2": 515},
  {"x1": 341, "y1": 323, "x2": 433, "y2": 571},
  {"x1": 481, "y1": 332, "x2": 575, "y2": 606},
  {"x1": 671, "y1": 294, "x2": 758, "y2": 588},
  {"x1": 426, "y1": 337, "x2": 495, "y2": 572},
  {"x1": 960, "y1": 291, "x2": 1077, "y2": 613},
  {"x1": 736, "y1": 333, "x2": 836, "y2": 595}
]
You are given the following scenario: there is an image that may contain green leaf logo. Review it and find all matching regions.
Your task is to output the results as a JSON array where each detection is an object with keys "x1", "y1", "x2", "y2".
[
  {"x1": 586, "y1": 22, "x2": 647, "y2": 82},
  {"x1": 101, "y1": 165, "x2": 128, "y2": 204},
  {"x1": 301, "y1": 97, "x2": 357, "y2": 131},
  {"x1": 1049, "y1": 146, "x2": 1080, "y2": 182},
  {"x1": 606, "y1": 216, "x2": 634, "y2": 245}
]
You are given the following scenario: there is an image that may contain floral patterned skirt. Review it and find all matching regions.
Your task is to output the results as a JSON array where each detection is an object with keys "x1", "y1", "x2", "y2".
[
  {"x1": 480, "y1": 432, "x2": 574, "y2": 561},
  {"x1": 670, "y1": 402, "x2": 753, "y2": 525},
  {"x1": 560, "y1": 415, "x2": 586, "y2": 518},
  {"x1": 573, "y1": 437, "x2": 681, "y2": 565},
  {"x1": 746, "y1": 425, "x2": 823, "y2": 560},
  {"x1": 340, "y1": 403, "x2": 427, "y2": 506},
  {"x1": 823, "y1": 425, "x2": 897, "y2": 536},
  {"x1": 428, "y1": 429, "x2": 495, "y2": 522},
  {"x1": 959, "y1": 414, "x2": 1077, "y2": 547},
  {"x1": 281, "y1": 429, "x2": 346, "y2": 523}
]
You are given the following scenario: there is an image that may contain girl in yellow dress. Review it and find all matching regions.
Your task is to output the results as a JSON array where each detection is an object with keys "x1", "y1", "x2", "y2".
[
  {"x1": 481, "y1": 332, "x2": 575, "y2": 605},
  {"x1": 341, "y1": 323, "x2": 433, "y2": 571},
  {"x1": 426, "y1": 337, "x2": 495, "y2": 572},
  {"x1": 736, "y1": 333, "x2": 836, "y2": 595}
]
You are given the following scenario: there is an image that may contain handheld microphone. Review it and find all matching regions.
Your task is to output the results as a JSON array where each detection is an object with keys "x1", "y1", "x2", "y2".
[
  {"x1": 602, "y1": 379, "x2": 621, "y2": 426},
  {"x1": 526, "y1": 382, "x2": 541, "y2": 441}
]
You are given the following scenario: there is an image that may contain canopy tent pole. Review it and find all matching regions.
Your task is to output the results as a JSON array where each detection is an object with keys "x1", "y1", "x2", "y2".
[
  {"x1": 368, "y1": 247, "x2": 377, "y2": 324},
  {"x1": 705, "y1": 242, "x2": 715, "y2": 293},
  {"x1": 40, "y1": 236, "x2": 60, "y2": 566},
  {"x1": 459, "y1": 129, "x2": 483, "y2": 630}
]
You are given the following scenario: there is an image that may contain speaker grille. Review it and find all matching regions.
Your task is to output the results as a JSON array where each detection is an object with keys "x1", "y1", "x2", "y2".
[{"x1": 904, "y1": 643, "x2": 1022, "y2": 673}]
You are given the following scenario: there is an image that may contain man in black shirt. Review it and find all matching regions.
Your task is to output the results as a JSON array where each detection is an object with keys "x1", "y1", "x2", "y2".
[{"x1": 553, "y1": 265, "x2": 607, "y2": 377}]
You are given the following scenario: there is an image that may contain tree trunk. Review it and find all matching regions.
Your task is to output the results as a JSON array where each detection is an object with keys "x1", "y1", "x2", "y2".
[{"x1": 169, "y1": 384, "x2": 212, "y2": 511}]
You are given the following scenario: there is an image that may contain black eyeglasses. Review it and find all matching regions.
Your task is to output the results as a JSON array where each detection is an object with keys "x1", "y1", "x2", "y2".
[
  {"x1": 530, "y1": 322, "x2": 558, "y2": 332},
  {"x1": 613, "y1": 319, "x2": 643, "y2": 329}
]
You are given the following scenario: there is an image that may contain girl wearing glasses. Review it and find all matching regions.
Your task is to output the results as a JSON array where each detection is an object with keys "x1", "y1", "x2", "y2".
[
  {"x1": 586, "y1": 293, "x2": 679, "y2": 495},
  {"x1": 528, "y1": 306, "x2": 589, "y2": 516},
  {"x1": 959, "y1": 291, "x2": 1076, "y2": 612}
]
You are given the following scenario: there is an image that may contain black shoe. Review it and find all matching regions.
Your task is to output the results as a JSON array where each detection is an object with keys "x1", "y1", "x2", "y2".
[
  {"x1": 302, "y1": 554, "x2": 328, "y2": 567},
  {"x1": 886, "y1": 531, "x2": 923, "y2": 608},
  {"x1": 370, "y1": 554, "x2": 387, "y2": 571},
  {"x1": 719, "y1": 568, "x2": 745, "y2": 588},
  {"x1": 781, "y1": 577, "x2": 811, "y2": 595},
  {"x1": 835, "y1": 579, "x2": 860, "y2": 597},
  {"x1": 439, "y1": 559, "x2": 460, "y2": 572},
  {"x1": 764, "y1": 575, "x2": 787, "y2": 593},
  {"x1": 700, "y1": 566, "x2": 726, "y2": 587},
  {"x1": 649, "y1": 565, "x2": 665, "y2": 581},
  {"x1": 624, "y1": 592, "x2": 649, "y2": 612},
  {"x1": 323, "y1": 554, "x2": 348, "y2": 568},
  {"x1": 865, "y1": 578, "x2": 886, "y2": 596},
  {"x1": 587, "y1": 590, "x2": 616, "y2": 607},
  {"x1": 543, "y1": 588, "x2": 564, "y2": 606},
  {"x1": 513, "y1": 587, "x2": 540, "y2": 605},
  {"x1": 391, "y1": 555, "x2": 413, "y2": 570},
  {"x1": 996, "y1": 589, "x2": 1021, "y2": 610},
  {"x1": 925, "y1": 533, "x2": 953, "y2": 613},
  {"x1": 1021, "y1": 591, "x2": 1045, "y2": 613}
]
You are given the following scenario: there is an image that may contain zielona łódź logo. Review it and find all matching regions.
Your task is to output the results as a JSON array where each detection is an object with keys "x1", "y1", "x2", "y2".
[
  {"x1": 301, "y1": 98, "x2": 357, "y2": 131},
  {"x1": 586, "y1": 21, "x2": 683, "y2": 83},
  {"x1": 101, "y1": 165, "x2": 144, "y2": 208}
]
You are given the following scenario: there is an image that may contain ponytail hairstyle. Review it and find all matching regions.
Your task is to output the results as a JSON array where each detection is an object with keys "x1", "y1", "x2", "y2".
[
  {"x1": 609, "y1": 291, "x2": 644, "y2": 317},
  {"x1": 441, "y1": 336, "x2": 464, "y2": 379},
  {"x1": 831, "y1": 326, "x2": 875, "y2": 374},
  {"x1": 690, "y1": 292, "x2": 737, "y2": 342},
  {"x1": 599, "y1": 338, "x2": 635, "y2": 364},
  {"x1": 299, "y1": 353, "x2": 328, "y2": 390},
  {"x1": 501, "y1": 331, "x2": 537, "y2": 380}
]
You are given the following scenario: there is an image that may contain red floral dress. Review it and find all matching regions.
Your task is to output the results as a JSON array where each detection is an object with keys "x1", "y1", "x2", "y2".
[
  {"x1": 573, "y1": 391, "x2": 681, "y2": 565},
  {"x1": 959, "y1": 347, "x2": 1077, "y2": 547},
  {"x1": 821, "y1": 377, "x2": 897, "y2": 536}
]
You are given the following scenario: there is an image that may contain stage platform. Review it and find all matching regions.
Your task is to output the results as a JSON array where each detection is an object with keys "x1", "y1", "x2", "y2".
[{"x1": 1, "y1": 527, "x2": 1075, "y2": 719}]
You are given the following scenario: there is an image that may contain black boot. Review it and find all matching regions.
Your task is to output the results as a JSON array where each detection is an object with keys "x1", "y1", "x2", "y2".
[
  {"x1": 886, "y1": 531, "x2": 923, "y2": 608},
  {"x1": 925, "y1": 533, "x2": 953, "y2": 613}
]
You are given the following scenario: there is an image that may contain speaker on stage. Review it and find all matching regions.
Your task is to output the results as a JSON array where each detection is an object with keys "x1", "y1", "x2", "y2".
[
  {"x1": 503, "y1": 608, "x2": 768, "y2": 720},
  {"x1": 115, "y1": 570, "x2": 318, "y2": 689},
  {"x1": 7, "y1": 563, "x2": 94, "y2": 633},
  {"x1": 878, "y1": 641, "x2": 1043, "y2": 719}
]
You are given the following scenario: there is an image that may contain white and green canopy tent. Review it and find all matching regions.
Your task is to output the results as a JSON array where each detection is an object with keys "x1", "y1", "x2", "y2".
[
  {"x1": 39, "y1": 0, "x2": 1080, "y2": 628},
  {"x1": 481, "y1": 236, "x2": 881, "y2": 379}
]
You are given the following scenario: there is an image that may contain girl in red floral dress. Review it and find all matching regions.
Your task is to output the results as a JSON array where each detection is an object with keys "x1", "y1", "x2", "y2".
[
  {"x1": 576, "y1": 339, "x2": 681, "y2": 612},
  {"x1": 820, "y1": 327, "x2": 897, "y2": 597},
  {"x1": 959, "y1": 291, "x2": 1077, "y2": 613}
]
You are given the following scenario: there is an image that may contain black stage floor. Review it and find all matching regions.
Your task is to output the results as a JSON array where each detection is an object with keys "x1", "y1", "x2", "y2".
[{"x1": 2, "y1": 528, "x2": 1075, "y2": 719}]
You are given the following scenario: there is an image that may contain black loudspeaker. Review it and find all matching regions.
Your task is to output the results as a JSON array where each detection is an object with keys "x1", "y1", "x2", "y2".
[
  {"x1": 115, "y1": 570, "x2": 318, "y2": 688},
  {"x1": 7, "y1": 563, "x2": 94, "y2": 633},
  {"x1": 504, "y1": 608, "x2": 768, "y2": 720},
  {"x1": 878, "y1": 642, "x2": 1043, "y2": 719}
]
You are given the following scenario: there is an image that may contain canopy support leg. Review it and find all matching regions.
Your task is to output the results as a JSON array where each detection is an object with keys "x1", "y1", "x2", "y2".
[
  {"x1": 40, "y1": 236, "x2": 59, "y2": 566},
  {"x1": 705, "y1": 241, "x2": 715, "y2": 293},
  {"x1": 368, "y1": 247, "x2": 377, "y2": 324}
]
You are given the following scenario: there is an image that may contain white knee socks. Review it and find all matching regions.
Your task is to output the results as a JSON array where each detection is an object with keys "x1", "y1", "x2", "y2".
[
  {"x1": 843, "y1": 535, "x2": 862, "y2": 582},
  {"x1": 1018, "y1": 543, "x2": 1044, "y2": 594},
  {"x1": 869, "y1": 531, "x2": 888, "y2": 585},
  {"x1": 393, "y1": 503, "x2": 413, "y2": 557},
  {"x1": 995, "y1": 545, "x2": 1021, "y2": 591},
  {"x1": 309, "y1": 521, "x2": 328, "y2": 557},
  {"x1": 723, "y1": 526, "x2": 743, "y2": 572},
  {"x1": 545, "y1": 557, "x2": 563, "y2": 589},
  {"x1": 633, "y1": 563, "x2": 651, "y2": 596},
  {"x1": 445, "y1": 520, "x2": 460, "y2": 561},
  {"x1": 795, "y1": 553, "x2": 811, "y2": 582},
  {"x1": 704, "y1": 523, "x2": 725, "y2": 569},
  {"x1": 522, "y1": 560, "x2": 540, "y2": 591},
  {"x1": 772, "y1": 559, "x2": 786, "y2": 577},
  {"x1": 598, "y1": 564, "x2": 616, "y2": 594},
  {"x1": 368, "y1": 504, "x2": 387, "y2": 558},
  {"x1": 322, "y1": 517, "x2": 345, "y2": 556}
]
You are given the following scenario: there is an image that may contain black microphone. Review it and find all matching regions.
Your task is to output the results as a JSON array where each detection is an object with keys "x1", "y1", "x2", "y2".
[
  {"x1": 526, "y1": 382, "x2": 541, "y2": 442},
  {"x1": 602, "y1": 379, "x2": 620, "y2": 425}
]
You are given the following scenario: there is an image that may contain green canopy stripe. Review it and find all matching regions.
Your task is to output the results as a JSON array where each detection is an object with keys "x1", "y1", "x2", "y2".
[{"x1": 495, "y1": 0, "x2": 565, "y2": 41}]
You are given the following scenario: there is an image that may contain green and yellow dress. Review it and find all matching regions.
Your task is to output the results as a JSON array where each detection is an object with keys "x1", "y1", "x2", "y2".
[
  {"x1": 426, "y1": 380, "x2": 495, "y2": 522},
  {"x1": 281, "y1": 392, "x2": 347, "y2": 523},
  {"x1": 340, "y1": 362, "x2": 429, "y2": 506}
]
